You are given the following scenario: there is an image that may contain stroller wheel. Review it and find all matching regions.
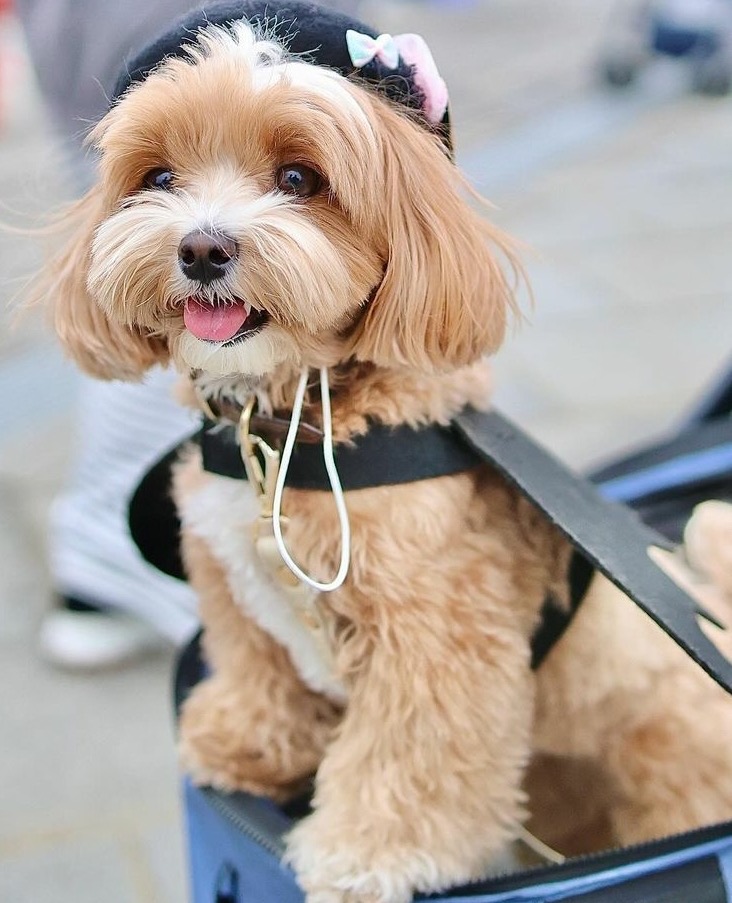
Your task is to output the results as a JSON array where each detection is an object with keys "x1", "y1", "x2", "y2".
[
  {"x1": 692, "y1": 57, "x2": 732, "y2": 95},
  {"x1": 601, "y1": 53, "x2": 641, "y2": 88}
]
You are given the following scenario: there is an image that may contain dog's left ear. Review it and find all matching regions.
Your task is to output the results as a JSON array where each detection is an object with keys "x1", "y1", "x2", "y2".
[
  {"x1": 351, "y1": 100, "x2": 518, "y2": 372},
  {"x1": 33, "y1": 186, "x2": 168, "y2": 380}
]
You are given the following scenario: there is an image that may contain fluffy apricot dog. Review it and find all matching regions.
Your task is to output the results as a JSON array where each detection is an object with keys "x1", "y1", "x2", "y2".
[
  {"x1": 685, "y1": 501, "x2": 732, "y2": 612},
  {"x1": 37, "y1": 2, "x2": 732, "y2": 900}
]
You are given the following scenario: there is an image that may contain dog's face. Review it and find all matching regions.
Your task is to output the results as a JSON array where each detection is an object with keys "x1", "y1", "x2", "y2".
[{"x1": 44, "y1": 22, "x2": 515, "y2": 382}]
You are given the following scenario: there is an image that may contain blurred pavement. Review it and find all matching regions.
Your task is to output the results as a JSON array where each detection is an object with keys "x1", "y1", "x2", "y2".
[{"x1": 1, "y1": 1, "x2": 732, "y2": 900}]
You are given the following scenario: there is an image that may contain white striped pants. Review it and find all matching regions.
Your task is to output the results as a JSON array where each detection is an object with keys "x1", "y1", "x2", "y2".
[{"x1": 50, "y1": 369, "x2": 200, "y2": 644}]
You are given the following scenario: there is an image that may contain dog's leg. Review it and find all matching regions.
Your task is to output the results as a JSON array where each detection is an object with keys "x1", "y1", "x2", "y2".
[
  {"x1": 537, "y1": 573, "x2": 732, "y2": 847},
  {"x1": 684, "y1": 500, "x2": 732, "y2": 599},
  {"x1": 602, "y1": 671, "x2": 732, "y2": 843},
  {"x1": 285, "y1": 610, "x2": 533, "y2": 903},
  {"x1": 179, "y1": 533, "x2": 342, "y2": 801},
  {"x1": 604, "y1": 506, "x2": 732, "y2": 843}
]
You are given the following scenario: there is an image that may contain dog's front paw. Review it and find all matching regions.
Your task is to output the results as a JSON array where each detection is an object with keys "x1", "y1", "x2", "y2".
[
  {"x1": 685, "y1": 500, "x2": 732, "y2": 594},
  {"x1": 179, "y1": 675, "x2": 315, "y2": 801},
  {"x1": 299, "y1": 891, "x2": 380, "y2": 903},
  {"x1": 286, "y1": 814, "x2": 452, "y2": 903}
]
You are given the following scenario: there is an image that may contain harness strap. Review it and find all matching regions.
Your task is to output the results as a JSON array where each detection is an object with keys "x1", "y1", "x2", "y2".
[
  {"x1": 200, "y1": 416, "x2": 482, "y2": 489},
  {"x1": 453, "y1": 408, "x2": 732, "y2": 694},
  {"x1": 130, "y1": 406, "x2": 732, "y2": 690},
  {"x1": 530, "y1": 555, "x2": 594, "y2": 670}
]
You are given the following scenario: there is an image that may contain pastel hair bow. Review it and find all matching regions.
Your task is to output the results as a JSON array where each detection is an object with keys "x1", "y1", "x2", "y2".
[
  {"x1": 346, "y1": 29, "x2": 449, "y2": 125},
  {"x1": 345, "y1": 29, "x2": 400, "y2": 70}
]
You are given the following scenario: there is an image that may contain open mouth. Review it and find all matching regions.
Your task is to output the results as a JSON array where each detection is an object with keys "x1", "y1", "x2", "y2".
[{"x1": 183, "y1": 296, "x2": 269, "y2": 345}]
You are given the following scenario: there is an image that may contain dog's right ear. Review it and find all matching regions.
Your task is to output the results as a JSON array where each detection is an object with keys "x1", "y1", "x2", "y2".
[{"x1": 34, "y1": 186, "x2": 168, "y2": 380}]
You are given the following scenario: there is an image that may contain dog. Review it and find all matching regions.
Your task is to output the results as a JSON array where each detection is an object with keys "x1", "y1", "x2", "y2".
[
  {"x1": 685, "y1": 501, "x2": 732, "y2": 607},
  {"x1": 36, "y1": 3, "x2": 732, "y2": 900}
]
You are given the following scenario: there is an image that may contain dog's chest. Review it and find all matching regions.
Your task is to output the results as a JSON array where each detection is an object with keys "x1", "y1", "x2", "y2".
[{"x1": 179, "y1": 474, "x2": 347, "y2": 702}]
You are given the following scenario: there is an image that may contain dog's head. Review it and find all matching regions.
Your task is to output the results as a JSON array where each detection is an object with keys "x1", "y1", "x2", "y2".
[{"x1": 41, "y1": 2, "x2": 517, "y2": 382}]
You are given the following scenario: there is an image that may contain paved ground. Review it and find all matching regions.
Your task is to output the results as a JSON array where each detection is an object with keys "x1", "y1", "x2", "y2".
[{"x1": 1, "y1": 1, "x2": 732, "y2": 900}]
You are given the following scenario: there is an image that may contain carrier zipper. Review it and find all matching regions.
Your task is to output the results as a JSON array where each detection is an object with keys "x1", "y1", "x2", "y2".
[
  {"x1": 453, "y1": 818, "x2": 732, "y2": 896},
  {"x1": 201, "y1": 787, "x2": 287, "y2": 859},
  {"x1": 201, "y1": 780, "x2": 732, "y2": 897}
]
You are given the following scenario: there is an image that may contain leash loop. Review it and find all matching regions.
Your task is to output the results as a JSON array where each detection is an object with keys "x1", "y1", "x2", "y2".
[
  {"x1": 235, "y1": 368, "x2": 351, "y2": 594},
  {"x1": 273, "y1": 368, "x2": 352, "y2": 593}
]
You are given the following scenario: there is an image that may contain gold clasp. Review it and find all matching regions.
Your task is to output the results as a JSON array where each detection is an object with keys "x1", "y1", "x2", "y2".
[
  {"x1": 239, "y1": 395, "x2": 281, "y2": 518},
  {"x1": 237, "y1": 393, "x2": 339, "y2": 678}
]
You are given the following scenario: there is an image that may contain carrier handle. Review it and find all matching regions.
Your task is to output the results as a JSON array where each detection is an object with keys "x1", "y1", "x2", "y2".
[{"x1": 214, "y1": 862, "x2": 240, "y2": 903}]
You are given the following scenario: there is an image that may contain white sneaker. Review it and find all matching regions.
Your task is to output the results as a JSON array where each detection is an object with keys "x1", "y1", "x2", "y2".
[{"x1": 38, "y1": 602, "x2": 166, "y2": 670}]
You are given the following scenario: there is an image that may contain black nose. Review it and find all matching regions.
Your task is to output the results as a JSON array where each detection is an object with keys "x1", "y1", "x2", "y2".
[{"x1": 178, "y1": 230, "x2": 237, "y2": 285}]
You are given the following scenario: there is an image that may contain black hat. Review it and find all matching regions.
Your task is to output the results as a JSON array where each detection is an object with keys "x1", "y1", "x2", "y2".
[{"x1": 111, "y1": 0, "x2": 451, "y2": 148}]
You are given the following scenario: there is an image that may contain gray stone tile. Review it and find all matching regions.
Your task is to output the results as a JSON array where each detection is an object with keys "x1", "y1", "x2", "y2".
[
  {"x1": 494, "y1": 187, "x2": 659, "y2": 251},
  {"x1": 0, "y1": 415, "x2": 76, "y2": 643},
  {"x1": 494, "y1": 293, "x2": 732, "y2": 454},
  {"x1": 556, "y1": 227, "x2": 732, "y2": 307},
  {"x1": 0, "y1": 644, "x2": 181, "y2": 844},
  {"x1": 515, "y1": 258, "x2": 621, "y2": 321},
  {"x1": 638, "y1": 164, "x2": 732, "y2": 233},
  {"x1": 0, "y1": 837, "x2": 140, "y2": 903},
  {"x1": 0, "y1": 478, "x2": 51, "y2": 642},
  {"x1": 494, "y1": 93, "x2": 732, "y2": 247},
  {"x1": 140, "y1": 819, "x2": 190, "y2": 903},
  {"x1": 510, "y1": 407, "x2": 669, "y2": 471},
  {"x1": 543, "y1": 94, "x2": 732, "y2": 176}
]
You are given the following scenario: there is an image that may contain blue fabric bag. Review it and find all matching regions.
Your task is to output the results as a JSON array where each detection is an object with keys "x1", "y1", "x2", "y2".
[
  {"x1": 183, "y1": 778, "x2": 732, "y2": 903},
  {"x1": 176, "y1": 635, "x2": 732, "y2": 903}
]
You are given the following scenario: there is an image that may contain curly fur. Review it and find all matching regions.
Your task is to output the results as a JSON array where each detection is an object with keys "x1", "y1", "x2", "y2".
[{"x1": 37, "y1": 18, "x2": 732, "y2": 903}]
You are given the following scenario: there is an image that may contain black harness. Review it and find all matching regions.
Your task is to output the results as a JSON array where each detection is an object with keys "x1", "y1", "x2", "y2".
[
  {"x1": 198, "y1": 415, "x2": 591, "y2": 670},
  {"x1": 131, "y1": 406, "x2": 732, "y2": 688},
  {"x1": 201, "y1": 415, "x2": 485, "y2": 488}
]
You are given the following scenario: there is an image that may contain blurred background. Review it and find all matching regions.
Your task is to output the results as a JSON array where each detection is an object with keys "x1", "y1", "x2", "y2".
[{"x1": 1, "y1": 0, "x2": 732, "y2": 900}]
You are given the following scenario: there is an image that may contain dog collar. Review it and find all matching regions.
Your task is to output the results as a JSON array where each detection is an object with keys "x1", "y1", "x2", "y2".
[{"x1": 198, "y1": 413, "x2": 482, "y2": 490}]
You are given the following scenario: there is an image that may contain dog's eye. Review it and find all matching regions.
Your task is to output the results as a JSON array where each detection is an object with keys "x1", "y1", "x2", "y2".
[
  {"x1": 276, "y1": 164, "x2": 321, "y2": 198},
  {"x1": 143, "y1": 168, "x2": 175, "y2": 190}
]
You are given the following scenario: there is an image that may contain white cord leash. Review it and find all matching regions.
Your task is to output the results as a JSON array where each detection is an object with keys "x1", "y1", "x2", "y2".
[
  {"x1": 515, "y1": 824, "x2": 566, "y2": 865},
  {"x1": 272, "y1": 368, "x2": 351, "y2": 592}
]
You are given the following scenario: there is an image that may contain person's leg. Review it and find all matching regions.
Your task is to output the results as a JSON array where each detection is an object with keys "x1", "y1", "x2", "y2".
[{"x1": 41, "y1": 368, "x2": 200, "y2": 667}]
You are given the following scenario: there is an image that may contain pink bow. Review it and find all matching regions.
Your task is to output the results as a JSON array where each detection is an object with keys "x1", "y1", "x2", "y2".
[
  {"x1": 345, "y1": 29, "x2": 449, "y2": 125},
  {"x1": 393, "y1": 33, "x2": 449, "y2": 125}
]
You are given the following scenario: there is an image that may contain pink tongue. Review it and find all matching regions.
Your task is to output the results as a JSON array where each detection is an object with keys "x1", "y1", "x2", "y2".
[{"x1": 183, "y1": 298, "x2": 249, "y2": 342}]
